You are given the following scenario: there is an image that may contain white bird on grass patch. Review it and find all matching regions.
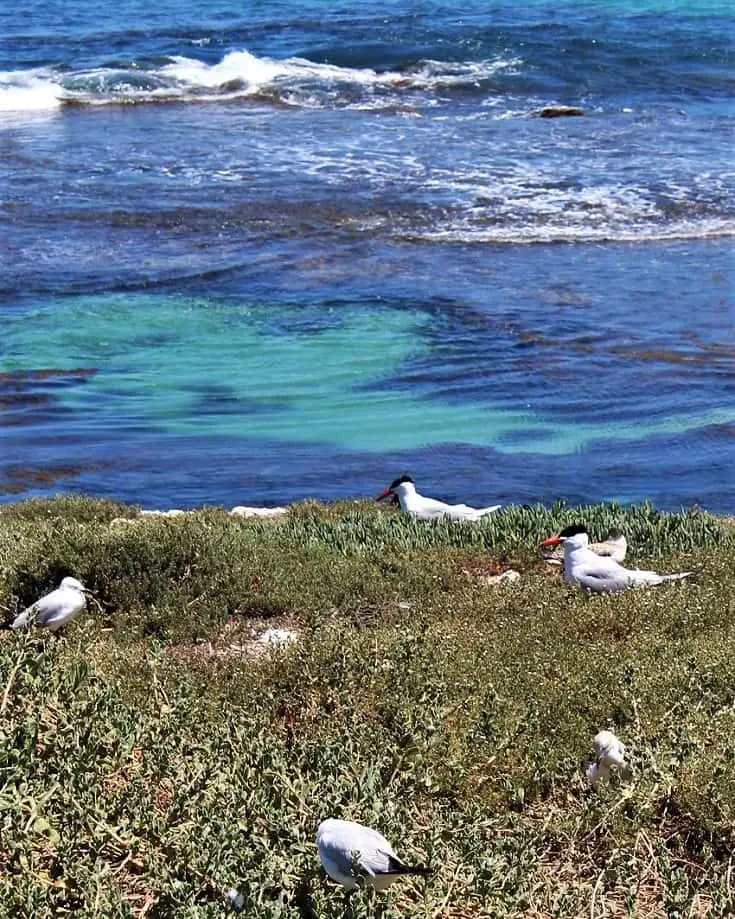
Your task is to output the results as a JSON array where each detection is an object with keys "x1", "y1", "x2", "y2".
[
  {"x1": 11, "y1": 577, "x2": 90, "y2": 632},
  {"x1": 376, "y1": 474, "x2": 500, "y2": 522},
  {"x1": 585, "y1": 730, "x2": 627, "y2": 785},
  {"x1": 226, "y1": 888, "x2": 245, "y2": 910},
  {"x1": 317, "y1": 818, "x2": 429, "y2": 892},
  {"x1": 539, "y1": 524, "x2": 690, "y2": 594}
]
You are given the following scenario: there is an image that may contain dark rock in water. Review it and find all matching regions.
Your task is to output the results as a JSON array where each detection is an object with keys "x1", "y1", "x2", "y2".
[
  {"x1": 0, "y1": 367, "x2": 98, "y2": 385},
  {"x1": 0, "y1": 368, "x2": 98, "y2": 428},
  {"x1": 0, "y1": 463, "x2": 111, "y2": 495},
  {"x1": 537, "y1": 106, "x2": 585, "y2": 118}
]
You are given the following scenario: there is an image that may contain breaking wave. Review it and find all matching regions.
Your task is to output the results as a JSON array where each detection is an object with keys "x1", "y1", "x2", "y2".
[{"x1": 0, "y1": 50, "x2": 522, "y2": 114}]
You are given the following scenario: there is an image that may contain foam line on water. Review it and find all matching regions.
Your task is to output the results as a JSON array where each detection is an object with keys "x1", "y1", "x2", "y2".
[
  {"x1": 0, "y1": 50, "x2": 522, "y2": 113},
  {"x1": 402, "y1": 218, "x2": 735, "y2": 245}
]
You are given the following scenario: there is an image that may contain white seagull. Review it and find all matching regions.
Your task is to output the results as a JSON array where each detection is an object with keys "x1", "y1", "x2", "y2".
[
  {"x1": 585, "y1": 730, "x2": 627, "y2": 785},
  {"x1": 376, "y1": 475, "x2": 501, "y2": 522},
  {"x1": 541, "y1": 528, "x2": 627, "y2": 566},
  {"x1": 11, "y1": 576, "x2": 89, "y2": 632},
  {"x1": 316, "y1": 818, "x2": 429, "y2": 892},
  {"x1": 538, "y1": 524, "x2": 690, "y2": 594}
]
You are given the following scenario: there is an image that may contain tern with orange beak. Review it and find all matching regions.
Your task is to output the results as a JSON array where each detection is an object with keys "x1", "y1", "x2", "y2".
[
  {"x1": 539, "y1": 524, "x2": 690, "y2": 594},
  {"x1": 376, "y1": 475, "x2": 501, "y2": 522}
]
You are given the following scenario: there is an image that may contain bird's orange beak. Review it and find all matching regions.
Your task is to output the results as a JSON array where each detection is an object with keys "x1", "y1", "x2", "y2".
[
  {"x1": 376, "y1": 488, "x2": 393, "y2": 501},
  {"x1": 539, "y1": 534, "x2": 563, "y2": 548}
]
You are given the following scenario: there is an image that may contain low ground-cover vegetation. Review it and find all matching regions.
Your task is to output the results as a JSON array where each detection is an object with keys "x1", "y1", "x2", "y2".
[{"x1": 0, "y1": 497, "x2": 733, "y2": 917}]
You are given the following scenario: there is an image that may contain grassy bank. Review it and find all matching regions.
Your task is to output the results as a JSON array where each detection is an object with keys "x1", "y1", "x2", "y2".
[{"x1": 0, "y1": 497, "x2": 733, "y2": 917}]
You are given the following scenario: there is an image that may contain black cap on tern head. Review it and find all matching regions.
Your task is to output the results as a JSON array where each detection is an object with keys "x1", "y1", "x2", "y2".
[
  {"x1": 376, "y1": 474, "x2": 415, "y2": 502},
  {"x1": 558, "y1": 523, "x2": 588, "y2": 538}
]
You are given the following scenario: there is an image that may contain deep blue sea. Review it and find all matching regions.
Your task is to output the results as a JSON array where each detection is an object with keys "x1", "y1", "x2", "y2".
[{"x1": 1, "y1": 0, "x2": 733, "y2": 510}]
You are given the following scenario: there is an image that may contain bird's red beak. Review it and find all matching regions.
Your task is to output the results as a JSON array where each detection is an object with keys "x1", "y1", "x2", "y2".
[
  {"x1": 376, "y1": 488, "x2": 394, "y2": 501},
  {"x1": 539, "y1": 534, "x2": 563, "y2": 548}
]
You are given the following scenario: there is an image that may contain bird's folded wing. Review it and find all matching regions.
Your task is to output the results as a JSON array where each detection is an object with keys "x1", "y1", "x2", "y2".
[
  {"x1": 361, "y1": 847, "x2": 403, "y2": 877},
  {"x1": 588, "y1": 554, "x2": 627, "y2": 575},
  {"x1": 348, "y1": 827, "x2": 399, "y2": 877},
  {"x1": 419, "y1": 496, "x2": 454, "y2": 515},
  {"x1": 624, "y1": 568, "x2": 664, "y2": 586},
  {"x1": 14, "y1": 591, "x2": 62, "y2": 627},
  {"x1": 34, "y1": 591, "x2": 75, "y2": 625},
  {"x1": 450, "y1": 503, "x2": 500, "y2": 517},
  {"x1": 602, "y1": 749, "x2": 626, "y2": 768},
  {"x1": 574, "y1": 567, "x2": 628, "y2": 593},
  {"x1": 319, "y1": 830, "x2": 394, "y2": 878},
  {"x1": 318, "y1": 837, "x2": 354, "y2": 875}
]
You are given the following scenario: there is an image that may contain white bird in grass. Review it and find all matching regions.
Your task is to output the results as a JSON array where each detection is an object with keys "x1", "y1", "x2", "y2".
[
  {"x1": 585, "y1": 730, "x2": 627, "y2": 785},
  {"x1": 226, "y1": 888, "x2": 245, "y2": 910},
  {"x1": 11, "y1": 576, "x2": 90, "y2": 632},
  {"x1": 376, "y1": 475, "x2": 501, "y2": 522},
  {"x1": 541, "y1": 528, "x2": 627, "y2": 566},
  {"x1": 316, "y1": 819, "x2": 429, "y2": 892},
  {"x1": 538, "y1": 524, "x2": 690, "y2": 594}
]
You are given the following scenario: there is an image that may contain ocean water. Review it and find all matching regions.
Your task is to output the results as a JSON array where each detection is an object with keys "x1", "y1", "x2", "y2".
[{"x1": 1, "y1": 0, "x2": 733, "y2": 510}]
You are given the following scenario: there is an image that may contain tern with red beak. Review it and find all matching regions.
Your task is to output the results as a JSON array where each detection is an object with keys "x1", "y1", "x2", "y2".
[
  {"x1": 376, "y1": 475, "x2": 501, "y2": 522},
  {"x1": 539, "y1": 524, "x2": 690, "y2": 594}
]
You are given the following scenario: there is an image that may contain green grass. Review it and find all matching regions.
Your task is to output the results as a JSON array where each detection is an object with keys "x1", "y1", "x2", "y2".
[{"x1": 0, "y1": 497, "x2": 734, "y2": 917}]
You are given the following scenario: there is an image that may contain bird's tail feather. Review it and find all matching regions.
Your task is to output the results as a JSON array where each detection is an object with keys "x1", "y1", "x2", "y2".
[
  {"x1": 386, "y1": 856, "x2": 430, "y2": 877},
  {"x1": 388, "y1": 864, "x2": 431, "y2": 877},
  {"x1": 478, "y1": 505, "x2": 501, "y2": 517},
  {"x1": 661, "y1": 572, "x2": 691, "y2": 582}
]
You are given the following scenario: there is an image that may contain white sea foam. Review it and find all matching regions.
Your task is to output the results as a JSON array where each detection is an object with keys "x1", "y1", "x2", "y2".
[
  {"x1": 160, "y1": 50, "x2": 289, "y2": 90},
  {"x1": 0, "y1": 50, "x2": 522, "y2": 113},
  {"x1": 401, "y1": 57, "x2": 523, "y2": 87},
  {"x1": 403, "y1": 216, "x2": 735, "y2": 244},
  {"x1": 386, "y1": 162, "x2": 735, "y2": 244},
  {"x1": 155, "y1": 50, "x2": 521, "y2": 98},
  {"x1": 0, "y1": 70, "x2": 63, "y2": 113}
]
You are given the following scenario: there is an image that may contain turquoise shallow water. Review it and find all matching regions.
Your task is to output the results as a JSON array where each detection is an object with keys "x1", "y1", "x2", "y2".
[
  {"x1": 0, "y1": 0, "x2": 733, "y2": 508},
  {"x1": 5, "y1": 290, "x2": 735, "y2": 456}
]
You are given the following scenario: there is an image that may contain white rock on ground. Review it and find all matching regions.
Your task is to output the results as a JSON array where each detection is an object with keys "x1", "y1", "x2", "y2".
[
  {"x1": 109, "y1": 509, "x2": 187, "y2": 525},
  {"x1": 255, "y1": 627, "x2": 298, "y2": 649},
  {"x1": 482, "y1": 570, "x2": 521, "y2": 586},
  {"x1": 230, "y1": 506, "x2": 288, "y2": 518},
  {"x1": 110, "y1": 506, "x2": 288, "y2": 525}
]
